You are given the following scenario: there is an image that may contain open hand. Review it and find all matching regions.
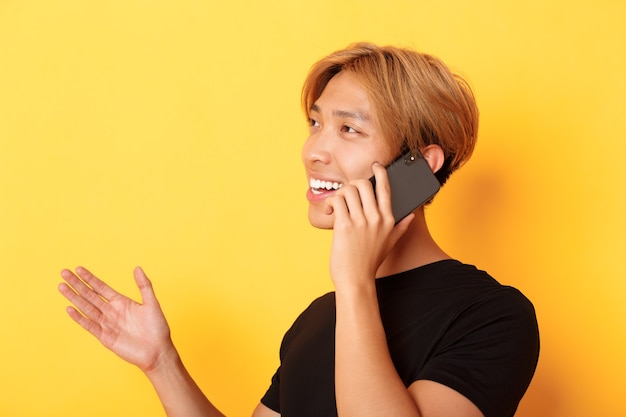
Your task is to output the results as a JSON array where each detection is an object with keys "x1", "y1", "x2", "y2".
[{"x1": 58, "y1": 267, "x2": 175, "y2": 373}]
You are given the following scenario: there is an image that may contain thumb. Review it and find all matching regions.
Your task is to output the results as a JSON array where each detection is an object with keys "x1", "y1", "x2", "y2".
[
  {"x1": 134, "y1": 266, "x2": 158, "y2": 305},
  {"x1": 388, "y1": 213, "x2": 415, "y2": 247}
]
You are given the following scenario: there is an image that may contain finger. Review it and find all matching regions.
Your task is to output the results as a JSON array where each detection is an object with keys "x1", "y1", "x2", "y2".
[
  {"x1": 58, "y1": 280, "x2": 106, "y2": 330},
  {"x1": 64, "y1": 304, "x2": 104, "y2": 339},
  {"x1": 371, "y1": 162, "x2": 394, "y2": 219},
  {"x1": 395, "y1": 212, "x2": 415, "y2": 231},
  {"x1": 133, "y1": 267, "x2": 157, "y2": 305},
  {"x1": 324, "y1": 193, "x2": 350, "y2": 223},
  {"x1": 74, "y1": 266, "x2": 119, "y2": 301},
  {"x1": 388, "y1": 212, "x2": 415, "y2": 245},
  {"x1": 350, "y1": 179, "x2": 380, "y2": 221},
  {"x1": 338, "y1": 184, "x2": 366, "y2": 222},
  {"x1": 59, "y1": 269, "x2": 109, "y2": 310}
]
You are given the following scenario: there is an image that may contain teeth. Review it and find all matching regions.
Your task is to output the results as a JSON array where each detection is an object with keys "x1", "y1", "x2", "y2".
[{"x1": 310, "y1": 178, "x2": 342, "y2": 192}]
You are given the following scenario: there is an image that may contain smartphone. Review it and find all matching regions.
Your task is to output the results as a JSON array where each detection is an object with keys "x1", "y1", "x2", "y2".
[{"x1": 370, "y1": 150, "x2": 440, "y2": 224}]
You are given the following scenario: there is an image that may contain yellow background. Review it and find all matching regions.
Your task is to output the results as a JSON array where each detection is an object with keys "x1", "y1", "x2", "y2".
[{"x1": 1, "y1": 0, "x2": 624, "y2": 416}]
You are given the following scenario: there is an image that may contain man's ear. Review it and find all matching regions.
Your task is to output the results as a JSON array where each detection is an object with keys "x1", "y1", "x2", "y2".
[{"x1": 421, "y1": 145, "x2": 445, "y2": 173}]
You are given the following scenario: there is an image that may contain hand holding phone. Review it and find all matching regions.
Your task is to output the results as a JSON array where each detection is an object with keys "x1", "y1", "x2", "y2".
[{"x1": 370, "y1": 150, "x2": 440, "y2": 224}]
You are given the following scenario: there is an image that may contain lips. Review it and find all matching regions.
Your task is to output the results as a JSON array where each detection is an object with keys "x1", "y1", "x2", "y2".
[{"x1": 309, "y1": 178, "x2": 343, "y2": 195}]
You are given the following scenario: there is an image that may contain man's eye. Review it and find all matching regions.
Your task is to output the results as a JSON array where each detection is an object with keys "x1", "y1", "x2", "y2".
[{"x1": 342, "y1": 125, "x2": 358, "y2": 133}]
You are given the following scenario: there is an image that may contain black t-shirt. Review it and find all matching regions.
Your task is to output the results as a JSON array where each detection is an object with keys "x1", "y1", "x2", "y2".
[{"x1": 261, "y1": 260, "x2": 539, "y2": 417}]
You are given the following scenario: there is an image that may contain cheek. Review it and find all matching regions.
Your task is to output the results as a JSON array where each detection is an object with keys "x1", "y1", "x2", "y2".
[
  {"x1": 350, "y1": 166, "x2": 375, "y2": 181},
  {"x1": 342, "y1": 151, "x2": 386, "y2": 181}
]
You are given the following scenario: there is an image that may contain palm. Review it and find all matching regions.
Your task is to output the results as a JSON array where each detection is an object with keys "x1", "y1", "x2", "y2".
[
  {"x1": 59, "y1": 267, "x2": 173, "y2": 372},
  {"x1": 96, "y1": 292, "x2": 170, "y2": 368}
]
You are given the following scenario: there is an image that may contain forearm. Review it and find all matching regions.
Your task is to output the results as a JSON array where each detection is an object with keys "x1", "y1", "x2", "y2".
[
  {"x1": 144, "y1": 348, "x2": 226, "y2": 417},
  {"x1": 334, "y1": 284, "x2": 421, "y2": 417}
]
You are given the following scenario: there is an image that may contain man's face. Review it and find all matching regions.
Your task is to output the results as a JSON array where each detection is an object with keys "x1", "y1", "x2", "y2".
[{"x1": 302, "y1": 71, "x2": 393, "y2": 229}]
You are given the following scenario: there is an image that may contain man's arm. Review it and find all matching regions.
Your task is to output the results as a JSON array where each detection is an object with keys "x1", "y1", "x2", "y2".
[
  {"x1": 143, "y1": 347, "x2": 226, "y2": 417},
  {"x1": 252, "y1": 403, "x2": 280, "y2": 417},
  {"x1": 327, "y1": 164, "x2": 484, "y2": 417},
  {"x1": 59, "y1": 266, "x2": 226, "y2": 417},
  {"x1": 334, "y1": 285, "x2": 483, "y2": 417}
]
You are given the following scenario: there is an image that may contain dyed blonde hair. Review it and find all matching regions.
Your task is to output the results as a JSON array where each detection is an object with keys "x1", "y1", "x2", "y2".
[{"x1": 302, "y1": 42, "x2": 479, "y2": 185}]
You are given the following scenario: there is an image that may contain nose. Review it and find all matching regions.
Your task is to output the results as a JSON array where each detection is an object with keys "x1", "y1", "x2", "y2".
[{"x1": 302, "y1": 130, "x2": 332, "y2": 166}]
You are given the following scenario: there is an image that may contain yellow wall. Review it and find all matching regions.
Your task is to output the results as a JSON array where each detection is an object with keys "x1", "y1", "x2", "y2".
[{"x1": 1, "y1": 1, "x2": 624, "y2": 416}]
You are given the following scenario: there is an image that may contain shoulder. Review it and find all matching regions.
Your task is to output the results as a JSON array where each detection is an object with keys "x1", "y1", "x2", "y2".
[
  {"x1": 449, "y1": 262, "x2": 538, "y2": 332},
  {"x1": 405, "y1": 259, "x2": 535, "y2": 312},
  {"x1": 427, "y1": 260, "x2": 539, "y2": 351},
  {"x1": 378, "y1": 260, "x2": 535, "y2": 313},
  {"x1": 410, "y1": 261, "x2": 539, "y2": 417},
  {"x1": 279, "y1": 292, "x2": 336, "y2": 354}
]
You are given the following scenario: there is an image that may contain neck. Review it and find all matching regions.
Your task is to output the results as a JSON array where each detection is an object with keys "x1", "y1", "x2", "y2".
[{"x1": 375, "y1": 207, "x2": 450, "y2": 279}]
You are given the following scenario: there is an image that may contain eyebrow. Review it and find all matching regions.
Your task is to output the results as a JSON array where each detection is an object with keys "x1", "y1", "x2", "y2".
[{"x1": 310, "y1": 103, "x2": 371, "y2": 122}]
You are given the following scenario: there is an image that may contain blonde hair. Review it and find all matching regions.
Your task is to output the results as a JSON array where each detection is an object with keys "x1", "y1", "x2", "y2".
[{"x1": 302, "y1": 42, "x2": 479, "y2": 185}]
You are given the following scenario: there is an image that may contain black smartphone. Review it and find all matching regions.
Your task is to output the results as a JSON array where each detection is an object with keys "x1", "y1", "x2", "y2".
[{"x1": 370, "y1": 150, "x2": 440, "y2": 224}]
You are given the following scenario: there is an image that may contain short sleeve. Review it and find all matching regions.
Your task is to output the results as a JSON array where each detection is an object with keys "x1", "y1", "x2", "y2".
[
  {"x1": 260, "y1": 367, "x2": 281, "y2": 413},
  {"x1": 416, "y1": 288, "x2": 539, "y2": 417}
]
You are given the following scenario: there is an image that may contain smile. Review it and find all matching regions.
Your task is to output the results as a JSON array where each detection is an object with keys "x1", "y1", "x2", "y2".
[{"x1": 309, "y1": 178, "x2": 343, "y2": 195}]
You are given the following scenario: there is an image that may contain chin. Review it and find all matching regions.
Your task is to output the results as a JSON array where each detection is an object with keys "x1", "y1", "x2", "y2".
[{"x1": 308, "y1": 208, "x2": 334, "y2": 230}]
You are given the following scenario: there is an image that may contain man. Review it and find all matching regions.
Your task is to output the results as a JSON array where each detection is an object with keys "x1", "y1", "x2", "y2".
[{"x1": 59, "y1": 42, "x2": 539, "y2": 417}]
